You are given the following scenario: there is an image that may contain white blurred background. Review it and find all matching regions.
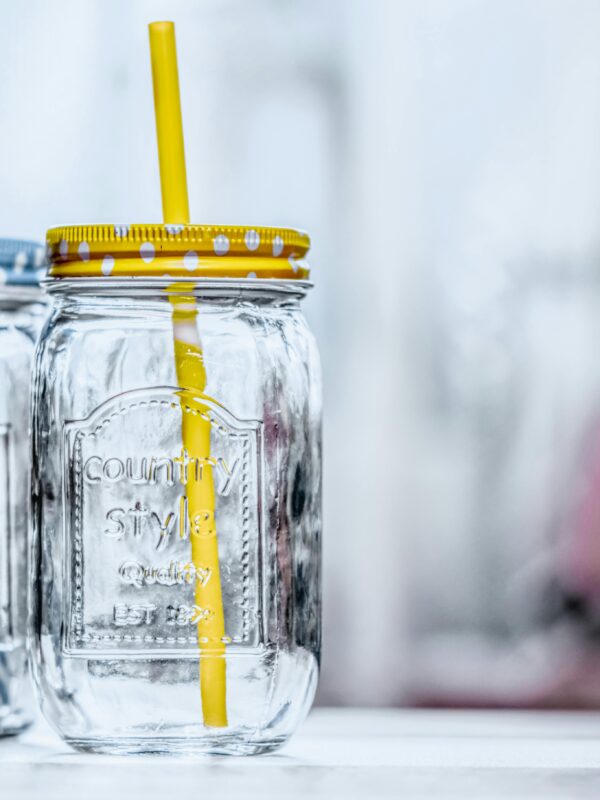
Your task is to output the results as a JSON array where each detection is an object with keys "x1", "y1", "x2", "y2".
[{"x1": 5, "y1": 0, "x2": 600, "y2": 707}]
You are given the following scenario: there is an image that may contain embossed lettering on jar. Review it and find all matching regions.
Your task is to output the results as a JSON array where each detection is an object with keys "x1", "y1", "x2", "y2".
[{"x1": 30, "y1": 225, "x2": 322, "y2": 754}]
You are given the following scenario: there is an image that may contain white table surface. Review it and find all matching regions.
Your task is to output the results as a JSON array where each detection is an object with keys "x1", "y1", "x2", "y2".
[{"x1": 3, "y1": 708, "x2": 600, "y2": 799}]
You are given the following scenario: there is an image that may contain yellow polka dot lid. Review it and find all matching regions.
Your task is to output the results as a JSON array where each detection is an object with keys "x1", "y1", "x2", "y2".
[{"x1": 46, "y1": 223, "x2": 310, "y2": 280}]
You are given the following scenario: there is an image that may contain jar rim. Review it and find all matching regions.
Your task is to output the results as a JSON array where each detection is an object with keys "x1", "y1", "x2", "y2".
[
  {"x1": 44, "y1": 276, "x2": 312, "y2": 300},
  {"x1": 46, "y1": 223, "x2": 311, "y2": 281},
  {"x1": 0, "y1": 283, "x2": 46, "y2": 303}
]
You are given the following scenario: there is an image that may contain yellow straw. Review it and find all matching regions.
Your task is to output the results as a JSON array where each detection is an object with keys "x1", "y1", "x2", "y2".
[
  {"x1": 149, "y1": 21, "x2": 190, "y2": 224},
  {"x1": 149, "y1": 20, "x2": 228, "y2": 727}
]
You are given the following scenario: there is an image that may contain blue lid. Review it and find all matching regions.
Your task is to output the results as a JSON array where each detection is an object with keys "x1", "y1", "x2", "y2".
[{"x1": 0, "y1": 239, "x2": 46, "y2": 285}]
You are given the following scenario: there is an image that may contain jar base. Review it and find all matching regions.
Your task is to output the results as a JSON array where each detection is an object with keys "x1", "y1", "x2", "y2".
[
  {"x1": 64, "y1": 734, "x2": 288, "y2": 757},
  {"x1": 0, "y1": 712, "x2": 33, "y2": 738},
  {"x1": 0, "y1": 722, "x2": 32, "y2": 738}
]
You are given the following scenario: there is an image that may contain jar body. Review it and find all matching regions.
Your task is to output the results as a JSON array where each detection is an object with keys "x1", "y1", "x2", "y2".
[
  {"x1": 30, "y1": 282, "x2": 322, "y2": 754},
  {"x1": 0, "y1": 291, "x2": 46, "y2": 735}
]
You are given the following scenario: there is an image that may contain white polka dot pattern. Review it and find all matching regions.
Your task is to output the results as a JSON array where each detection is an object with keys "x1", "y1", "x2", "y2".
[
  {"x1": 78, "y1": 242, "x2": 90, "y2": 262},
  {"x1": 245, "y1": 230, "x2": 260, "y2": 251},
  {"x1": 272, "y1": 235, "x2": 284, "y2": 257},
  {"x1": 101, "y1": 255, "x2": 115, "y2": 276},
  {"x1": 213, "y1": 235, "x2": 230, "y2": 256},
  {"x1": 13, "y1": 251, "x2": 27, "y2": 272},
  {"x1": 183, "y1": 251, "x2": 199, "y2": 271},
  {"x1": 140, "y1": 242, "x2": 155, "y2": 263}
]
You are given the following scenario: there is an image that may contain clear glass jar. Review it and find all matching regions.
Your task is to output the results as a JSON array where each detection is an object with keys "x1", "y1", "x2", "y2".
[
  {"x1": 0, "y1": 239, "x2": 46, "y2": 736},
  {"x1": 30, "y1": 225, "x2": 321, "y2": 754}
]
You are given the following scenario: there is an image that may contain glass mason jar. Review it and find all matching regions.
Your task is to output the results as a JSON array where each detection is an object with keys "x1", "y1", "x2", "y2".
[
  {"x1": 0, "y1": 239, "x2": 46, "y2": 735},
  {"x1": 30, "y1": 224, "x2": 321, "y2": 754}
]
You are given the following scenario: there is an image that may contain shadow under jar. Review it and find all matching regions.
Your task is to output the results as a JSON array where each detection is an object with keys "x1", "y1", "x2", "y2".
[{"x1": 30, "y1": 225, "x2": 322, "y2": 755}]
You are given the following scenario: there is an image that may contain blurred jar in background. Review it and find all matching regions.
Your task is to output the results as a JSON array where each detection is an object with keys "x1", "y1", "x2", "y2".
[{"x1": 0, "y1": 239, "x2": 46, "y2": 734}]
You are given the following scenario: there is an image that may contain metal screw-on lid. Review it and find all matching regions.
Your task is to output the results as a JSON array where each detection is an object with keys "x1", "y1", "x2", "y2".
[
  {"x1": 0, "y1": 239, "x2": 46, "y2": 285},
  {"x1": 45, "y1": 224, "x2": 310, "y2": 280}
]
